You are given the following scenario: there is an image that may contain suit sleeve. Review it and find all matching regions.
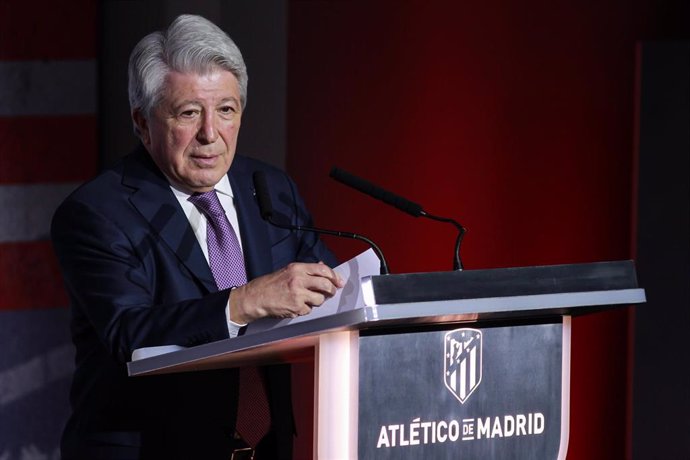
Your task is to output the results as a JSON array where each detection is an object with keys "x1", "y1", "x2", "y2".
[{"x1": 51, "y1": 198, "x2": 230, "y2": 364}]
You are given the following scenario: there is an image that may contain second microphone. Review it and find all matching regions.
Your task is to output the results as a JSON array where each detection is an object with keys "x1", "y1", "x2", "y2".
[{"x1": 252, "y1": 171, "x2": 390, "y2": 275}]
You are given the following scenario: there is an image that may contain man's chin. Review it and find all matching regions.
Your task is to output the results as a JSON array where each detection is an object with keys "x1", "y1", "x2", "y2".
[{"x1": 171, "y1": 174, "x2": 225, "y2": 194}]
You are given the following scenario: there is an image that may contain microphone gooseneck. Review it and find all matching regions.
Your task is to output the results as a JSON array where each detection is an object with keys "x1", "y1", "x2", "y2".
[
  {"x1": 329, "y1": 167, "x2": 467, "y2": 271},
  {"x1": 252, "y1": 171, "x2": 390, "y2": 275}
]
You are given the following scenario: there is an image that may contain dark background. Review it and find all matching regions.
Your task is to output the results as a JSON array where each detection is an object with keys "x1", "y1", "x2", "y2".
[{"x1": 0, "y1": 1, "x2": 687, "y2": 458}]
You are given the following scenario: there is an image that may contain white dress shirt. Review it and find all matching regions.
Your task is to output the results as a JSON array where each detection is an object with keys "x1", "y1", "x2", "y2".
[{"x1": 169, "y1": 174, "x2": 246, "y2": 338}]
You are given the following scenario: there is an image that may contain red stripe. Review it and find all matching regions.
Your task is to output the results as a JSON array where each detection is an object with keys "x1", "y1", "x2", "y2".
[
  {"x1": 0, "y1": 241, "x2": 68, "y2": 309},
  {"x1": 0, "y1": 1, "x2": 96, "y2": 60},
  {"x1": 0, "y1": 115, "x2": 97, "y2": 184}
]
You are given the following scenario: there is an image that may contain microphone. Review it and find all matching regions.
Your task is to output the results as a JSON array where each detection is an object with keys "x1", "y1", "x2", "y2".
[
  {"x1": 252, "y1": 171, "x2": 390, "y2": 275},
  {"x1": 330, "y1": 167, "x2": 467, "y2": 271},
  {"x1": 329, "y1": 168, "x2": 424, "y2": 217}
]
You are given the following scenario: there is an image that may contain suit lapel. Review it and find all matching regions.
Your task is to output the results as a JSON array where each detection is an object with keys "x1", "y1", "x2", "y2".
[
  {"x1": 122, "y1": 148, "x2": 217, "y2": 293},
  {"x1": 228, "y1": 157, "x2": 273, "y2": 280}
]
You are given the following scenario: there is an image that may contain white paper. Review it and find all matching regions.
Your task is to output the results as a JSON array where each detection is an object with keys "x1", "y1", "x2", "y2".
[{"x1": 245, "y1": 248, "x2": 381, "y2": 334}]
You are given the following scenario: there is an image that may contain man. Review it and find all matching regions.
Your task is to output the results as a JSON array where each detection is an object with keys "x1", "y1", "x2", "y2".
[{"x1": 52, "y1": 14, "x2": 343, "y2": 459}]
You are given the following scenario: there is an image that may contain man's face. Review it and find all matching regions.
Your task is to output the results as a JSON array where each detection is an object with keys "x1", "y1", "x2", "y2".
[{"x1": 135, "y1": 69, "x2": 242, "y2": 193}]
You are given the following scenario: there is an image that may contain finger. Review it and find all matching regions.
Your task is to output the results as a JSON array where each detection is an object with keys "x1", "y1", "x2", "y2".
[
  {"x1": 303, "y1": 291, "x2": 327, "y2": 308},
  {"x1": 298, "y1": 271, "x2": 339, "y2": 298},
  {"x1": 315, "y1": 276, "x2": 338, "y2": 297},
  {"x1": 296, "y1": 303, "x2": 314, "y2": 316},
  {"x1": 308, "y1": 263, "x2": 345, "y2": 288}
]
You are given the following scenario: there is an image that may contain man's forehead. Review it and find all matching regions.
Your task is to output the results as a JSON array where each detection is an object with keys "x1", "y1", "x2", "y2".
[
  {"x1": 163, "y1": 68, "x2": 239, "y2": 86},
  {"x1": 158, "y1": 69, "x2": 241, "y2": 103}
]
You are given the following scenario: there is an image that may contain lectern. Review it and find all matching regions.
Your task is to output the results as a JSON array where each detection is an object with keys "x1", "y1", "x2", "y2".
[{"x1": 128, "y1": 260, "x2": 644, "y2": 459}]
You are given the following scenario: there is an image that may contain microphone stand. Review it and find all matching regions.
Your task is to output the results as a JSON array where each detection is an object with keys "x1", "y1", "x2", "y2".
[
  {"x1": 331, "y1": 167, "x2": 468, "y2": 271},
  {"x1": 253, "y1": 171, "x2": 390, "y2": 275}
]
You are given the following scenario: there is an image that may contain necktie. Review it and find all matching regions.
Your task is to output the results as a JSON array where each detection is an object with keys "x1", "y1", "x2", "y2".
[
  {"x1": 188, "y1": 190, "x2": 271, "y2": 448},
  {"x1": 188, "y1": 190, "x2": 247, "y2": 288}
]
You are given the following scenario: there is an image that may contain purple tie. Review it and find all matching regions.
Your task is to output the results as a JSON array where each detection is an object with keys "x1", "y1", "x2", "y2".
[
  {"x1": 188, "y1": 190, "x2": 271, "y2": 448},
  {"x1": 188, "y1": 190, "x2": 247, "y2": 289}
]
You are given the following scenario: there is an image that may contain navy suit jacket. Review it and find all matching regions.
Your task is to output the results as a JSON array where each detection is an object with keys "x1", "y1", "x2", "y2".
[{"x1": 52, "y1": 147, "x2": 337, "y2": 459}]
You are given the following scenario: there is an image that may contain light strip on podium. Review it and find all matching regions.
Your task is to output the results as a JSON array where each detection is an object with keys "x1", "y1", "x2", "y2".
[
  {"x1": 314, "y1": 330, "x2": 359, "y2": 458},
  {"x1": 558, "y1": 316, "x2": 572, "y2": 459}
]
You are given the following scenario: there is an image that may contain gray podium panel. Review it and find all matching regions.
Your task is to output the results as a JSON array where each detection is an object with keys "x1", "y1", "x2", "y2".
[{"x1": 358, "y1": 321, "x2": 564, "y2": 459}]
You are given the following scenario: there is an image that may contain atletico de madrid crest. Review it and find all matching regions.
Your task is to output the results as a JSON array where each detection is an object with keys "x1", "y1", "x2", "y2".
[{"x1": 444, "y1": 328, "x2": 483, "y2": 404}]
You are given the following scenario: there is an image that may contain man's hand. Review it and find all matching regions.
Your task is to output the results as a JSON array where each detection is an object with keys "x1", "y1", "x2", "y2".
[{"x1": 229, "y1": 262, "x2": 345, "y2": 324}]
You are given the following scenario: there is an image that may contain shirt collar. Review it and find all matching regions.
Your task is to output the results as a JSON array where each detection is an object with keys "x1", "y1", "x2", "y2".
[
  {"x1": 168, "y1": 174, "x2": 234, "y2": 200},
  {"x1": 213, "y1": 174, "x2": 234, "y2": 199}
]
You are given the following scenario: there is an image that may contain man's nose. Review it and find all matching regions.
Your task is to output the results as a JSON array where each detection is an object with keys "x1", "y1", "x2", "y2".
[{"x1": 197, "y1": 112, "x2": 218, "y2": 144}]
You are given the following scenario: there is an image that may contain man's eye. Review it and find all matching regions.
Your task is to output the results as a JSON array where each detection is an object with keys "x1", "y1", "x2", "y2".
[
  {"x1": 219, "y1": 106, "x2": 237, "y2": 115},
  {"x1": 180, "y1": 110, "x2": 199, "y2": 118}
]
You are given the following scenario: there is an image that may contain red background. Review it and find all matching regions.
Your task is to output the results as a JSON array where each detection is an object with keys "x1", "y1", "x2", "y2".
[{"x1": 285, "y1": 1, "x2": 686, "y2": 458}]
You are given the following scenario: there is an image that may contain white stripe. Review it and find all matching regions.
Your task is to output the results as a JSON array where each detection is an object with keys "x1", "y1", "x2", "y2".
[
  {"x1": 469, "y1": 346, "x2": 476, "y2": 388},
  {"x1": 0, "y1": 60, "x2": 96, "y2": 116},
  {"x1": 0, "y1": 182, "x2": 80, "y2": 242},
  {"x1": 460, "y1": 357, "x2": 466, "y2": 400},
  {"x1": 0, "y1": 344, "x2": 73, "y2": 406}
]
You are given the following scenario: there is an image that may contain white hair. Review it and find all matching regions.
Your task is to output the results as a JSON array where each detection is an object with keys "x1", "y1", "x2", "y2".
[{"x1": 128, "y1": 14, "x2": 248, "y2": 135}]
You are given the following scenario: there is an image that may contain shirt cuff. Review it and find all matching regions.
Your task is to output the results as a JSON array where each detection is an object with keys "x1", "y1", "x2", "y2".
[{"x1": 225, "y1": 302, "x2": 247, "y2": 338}]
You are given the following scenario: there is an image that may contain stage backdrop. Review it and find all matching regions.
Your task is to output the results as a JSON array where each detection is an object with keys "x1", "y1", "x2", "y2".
[
  {"x1": 0, "y1": 1, "x2": 686, "y2": 459},
  {"x1": 285, "y1": 1, "x2": 686, "y2": 458}
]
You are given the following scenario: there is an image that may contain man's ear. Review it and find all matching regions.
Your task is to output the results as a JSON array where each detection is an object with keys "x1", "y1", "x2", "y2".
[{"x1": 132, "y1": 110, "x2": 151, "y2": 147}]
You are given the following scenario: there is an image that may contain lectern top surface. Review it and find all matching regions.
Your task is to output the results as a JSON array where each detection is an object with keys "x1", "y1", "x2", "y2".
[
  {"x1": 127, "y1": 260, "x2": 644, "y2": 377},
  {"x1": 367, "y1": 260, "x2": 638, "y2": 305}
]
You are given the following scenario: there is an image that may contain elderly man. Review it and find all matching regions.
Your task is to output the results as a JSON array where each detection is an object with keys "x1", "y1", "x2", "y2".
[{"x1": 52, "y1": 14, "x2": 342, "y2": 460}]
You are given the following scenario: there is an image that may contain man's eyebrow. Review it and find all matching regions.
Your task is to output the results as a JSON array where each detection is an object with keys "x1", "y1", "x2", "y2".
[
  {"x1": 218, "y1": 96, "x2": 240, "y2": 104},
  {"x1": 172, "y1": 96, "x2": 240, "y2": 108},
  {"x1": 171, "y1": 99, "x2": 202, "y2": 110}
]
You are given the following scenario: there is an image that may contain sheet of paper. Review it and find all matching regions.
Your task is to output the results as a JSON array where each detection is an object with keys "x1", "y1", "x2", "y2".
[{"x1": 245, "y1": 248, "x2": 381, "y2": 334}]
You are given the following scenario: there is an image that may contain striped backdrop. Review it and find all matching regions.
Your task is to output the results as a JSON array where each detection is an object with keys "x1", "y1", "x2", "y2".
[{"x1": 0, "y1": 2, "x2": 97, "y2": 458}]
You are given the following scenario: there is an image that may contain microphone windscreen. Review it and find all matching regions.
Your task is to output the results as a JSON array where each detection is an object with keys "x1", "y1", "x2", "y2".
[
  {"x1": 329, "y1": 167, "x2": 423, "y2": 217},
  {"x1": 252, "y1": 171, "x2": 274, "y2": 220}
]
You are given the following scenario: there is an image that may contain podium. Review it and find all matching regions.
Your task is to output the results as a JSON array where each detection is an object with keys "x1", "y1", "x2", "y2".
[{"x1": 128, "y1": 260, "x2": 645, "y2": 459}]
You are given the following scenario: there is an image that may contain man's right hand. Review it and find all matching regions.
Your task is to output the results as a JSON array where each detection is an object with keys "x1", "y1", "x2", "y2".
[{"x1": 228, "y1": 262, "x2": 345, "y2": 324}]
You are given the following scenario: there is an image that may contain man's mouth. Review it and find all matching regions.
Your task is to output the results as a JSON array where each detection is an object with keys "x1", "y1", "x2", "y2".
[{"x1": 191, "y1": 154, "x2": 220, "y2": 166}]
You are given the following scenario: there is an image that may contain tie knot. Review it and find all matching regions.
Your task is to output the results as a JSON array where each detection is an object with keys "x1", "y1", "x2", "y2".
[{"x1": 189, "y1": 190, "x2": 225, "y2": 217}]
